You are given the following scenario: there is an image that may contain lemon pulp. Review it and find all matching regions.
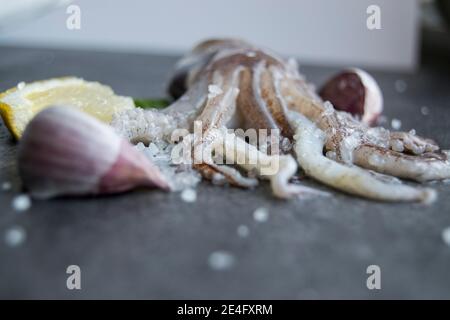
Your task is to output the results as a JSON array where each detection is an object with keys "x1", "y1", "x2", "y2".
[{"x1": 0, "y1": 77, "x2": 135, "y2": 139}]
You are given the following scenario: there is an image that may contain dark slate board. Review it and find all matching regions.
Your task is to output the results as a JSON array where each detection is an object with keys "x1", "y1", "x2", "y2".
[{"x1": 0, "y1": 46, "x2": 449, "y2": 299}]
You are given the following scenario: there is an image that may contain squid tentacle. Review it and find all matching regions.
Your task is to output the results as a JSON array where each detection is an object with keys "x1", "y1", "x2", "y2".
[
  {"x1": 389, "y1": 131, "x2": 439, "y2": 154},
  {"x1": 216, "y1": 130, "x2": 329, "y2": 198},
  {"x1": 353, "y1": 145, "x2": 450, "y2": 182},
  {"x1": 290, "y1": 112, "x2": 436, "y2": 203},
  {"x1": 279, "y1": 72, "x2": 450, "y2": 185}
]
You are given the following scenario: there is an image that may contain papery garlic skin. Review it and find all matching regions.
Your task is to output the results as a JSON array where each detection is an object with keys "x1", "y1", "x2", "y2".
[
  {"x1": 351, "y1": 68, "x2": 383, "y2": 126},
  {"x1": 18, "y1": 106, "x2": 169, "y2": 199}
]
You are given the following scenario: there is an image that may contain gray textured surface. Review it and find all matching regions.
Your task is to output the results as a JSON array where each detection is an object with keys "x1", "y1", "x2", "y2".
[{"x1": 0, "y1": 46, "x2": 449, "y2": 299}]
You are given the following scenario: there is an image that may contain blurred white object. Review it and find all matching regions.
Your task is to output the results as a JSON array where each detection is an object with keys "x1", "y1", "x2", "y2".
[
  {"x1": 0, "y1": 0, "x2": 419, "y2": 70},
  {"x1": 0, "y1": 0, "x2": 71, "y2": 30}
]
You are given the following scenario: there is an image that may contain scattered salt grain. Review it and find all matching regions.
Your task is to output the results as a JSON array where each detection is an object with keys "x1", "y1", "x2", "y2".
[
  {"x1": 442, "y1": 227, "x2": 450, "y2": 247},
  {"x1": 377, "y1": 115, "x2": 388, "y2": 125},
  {"x1": 2, "y1": 181, "x2": 12, "y2": 191},
  {"x1": 322, "y1": 101, "x2": 335, "y2": 116},
  {"x1": 208, "y1": 85, "x2": 223, "y2": 98},
  {"x1": 390, "y1": 139, "x2": 404, "y2": 152},
  {"x1": 147, "y1": 142, "x2": 160, "y2": 156},
  {"x1": 420, "y1": 106, "x2": 430, "y2": 116},
  {"x1": 211, "y1": 173, "x2": 226, "y2": 186},
  {"x1": 394, "y1": 79, "x2": 407, "y2": 93},
  {"x1": 4, "y1": 226, "x2": 26, "y2": 247},
  {"x1": 325, "y1": 151, "x2": 337, "y2": 160},
  {"x1": 12, "y1": 194, "x2": 31, "y2": 212},
  {"x1": 246, "y1": 51, "x2": 256, "y2": 58},
  {"x1": 253, "y1": 207, "x2": 269, "y2": 223},
  {"x1": 237, "y1": 225, "x2": 250, "y2": 238},
  {"x1": 208, "y1": 251, "x2": 235, "y2": 271},
  {"x1": 135, "y1": 142, "x2": 201, "y2": 191},
  {"x1": 180, "y1": 188, "x2": 197, "y2": 203},
  {"x1": 368, "y1": 154, "x2": 386, "y2": 167},
  {"x1": 135, "y1": 142, "x2": 146, "y2": 151},
  {"x1": 391, "y1": 118, "x2": 402, "y2": 130},
  {"x1": 17, "y1": 82, "x2": 25, "y2": 90},
  {"x1": 285, "y1": 95, "x2": 294, "y2": 103}
]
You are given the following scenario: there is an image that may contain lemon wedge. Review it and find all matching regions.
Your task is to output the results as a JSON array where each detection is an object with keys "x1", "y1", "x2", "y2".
[{"x1": 0, "y1": 77, "x2": 135, "y2": 139}]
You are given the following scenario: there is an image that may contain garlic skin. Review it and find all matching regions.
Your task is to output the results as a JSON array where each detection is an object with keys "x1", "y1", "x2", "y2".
[
  {"x1": 319, "y1": 68, "x2": 383, "y2": 126},
  {"x1": 352, "y1": 68, "x2": 383, "y2": 126},
  {"x1": 18, "y1": 106, "x2": 169, "y2": 199}
]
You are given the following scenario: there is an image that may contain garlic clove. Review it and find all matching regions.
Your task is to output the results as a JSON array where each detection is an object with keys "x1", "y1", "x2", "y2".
[
  {"x1": 319, "y1": 68, "x2": 383, "y2": 126},
  {"x1": 18, "y1": 106, "x2": 169, "y2": 199},
  {"x1": 98, "y1": 140, "x2": 169, "y2": 193}
]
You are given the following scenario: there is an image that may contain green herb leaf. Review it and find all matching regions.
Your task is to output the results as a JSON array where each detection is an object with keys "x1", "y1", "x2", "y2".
[{"x1": 134, "y1": 98, "x2": 170, "y2": 109}]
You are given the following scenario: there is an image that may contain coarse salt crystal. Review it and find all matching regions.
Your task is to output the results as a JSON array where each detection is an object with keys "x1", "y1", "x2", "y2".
[
  {"x1": 211, "y1": 173, "x2": 226, "y2": 186},
  {"x1": 12, "y1": 194, "x2": 31, "y2": 212},
  {"x1": 420, "y1": 106, "x2": 430, "y2": 116},
  {"x1": 285, "y1": 95, "x2": 294, "y2": 103},
  {"x1": 135, "y1": 141, "x2": 201, "y2": 192},
  {"x1": 253, "y1": 207, "x2": 269, "y2": 222},
  {"x1": 208, "y1": 251, "x2": 235, "y2": 271},
  {"x1": 2, "y1": 181, "x2": 12, "y2": 191},
  {"x1": 442, "y1": 227, "x2": 450, "y2": 247},
  {"x1": 147, "y1": 142, "x2": 159, "y2": 156},
  {"x1": 391, "y1": 118, "x2": 402, "y2": 130},
  {"x1": 135, "y1": 142, "x2": 146, "y2": 151},
  {"x1": 390, "y1": 139, "x2": 404, "y2": 152},
  {"x1": 180, "y1": 188, "x2": 197, "y2": 203},
  {"x1": 237, "y1": 225, "x2": 250, "y2": 238},
  {"x1": 322, "y1": 101, "x2": 334, "y2": 116},
  {"x1": 377, "y1": 115, "x2": 387, "y2": 125},
  {"x1": 369, "y1": 154, "x2": 385, "y2": 166},
  {"x1": 394, "y1": 80, "x2": 407, "y2": 93},
  {"x1": 208, "y1": 85, "x2": 223, "y2": 98},
  {"x1": 4, "y1": 226, "x2": 26, "y2": 247},
  {"x1": 325, "y1": 151, "x2": 337, "y2": 160},
  {"x1": 17, "y1": 82, "x2": 25, "y2": 90}
]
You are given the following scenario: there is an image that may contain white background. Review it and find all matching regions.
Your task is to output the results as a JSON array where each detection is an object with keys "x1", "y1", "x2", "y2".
[{"x1": 0, "y1": 0, "x2": 420, "y2": 70}]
